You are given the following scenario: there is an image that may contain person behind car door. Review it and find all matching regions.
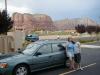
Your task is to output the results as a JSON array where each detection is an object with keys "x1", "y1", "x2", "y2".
[{"x1": 74, "y1": 41, "x2": 83, "y2": 70}]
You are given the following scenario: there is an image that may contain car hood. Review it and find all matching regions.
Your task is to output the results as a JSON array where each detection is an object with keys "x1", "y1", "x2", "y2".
[{"x1": 0, "y1": 53, "x2": 27, "y2": 62}]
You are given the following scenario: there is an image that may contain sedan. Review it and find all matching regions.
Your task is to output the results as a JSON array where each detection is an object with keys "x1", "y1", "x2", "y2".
[{"x1": 0, "y1": 40, "x2": 67, "y2": 75}]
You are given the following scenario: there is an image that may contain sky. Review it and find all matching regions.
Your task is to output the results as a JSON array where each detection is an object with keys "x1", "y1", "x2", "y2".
[{"x1": 0, "y1": 0, "x2": 100, "y2": 22}]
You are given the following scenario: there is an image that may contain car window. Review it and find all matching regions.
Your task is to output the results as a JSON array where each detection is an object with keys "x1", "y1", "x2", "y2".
[
  {"x1": 23, "y1": 43, "x2": 40, "y2": 54},
  {"x1": 52, "y1": 43, "x2": 66, "y2": 52},
  {"x1": 61, "y1": 42, "x2": 66, "y2": 47},
  {"x1": 37, "y1": 44, "x2": 51, "y2": 55}
]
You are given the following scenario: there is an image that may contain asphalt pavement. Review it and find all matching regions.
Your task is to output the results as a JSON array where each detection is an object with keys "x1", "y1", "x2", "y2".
[{"x1": 31, "y1": 41, "x2": 100, "y2": 75}]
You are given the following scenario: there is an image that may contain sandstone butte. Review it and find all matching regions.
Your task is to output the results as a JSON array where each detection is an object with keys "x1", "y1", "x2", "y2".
[{"x1": 12, "y1": 12, "x2": 98, "y2": 32}]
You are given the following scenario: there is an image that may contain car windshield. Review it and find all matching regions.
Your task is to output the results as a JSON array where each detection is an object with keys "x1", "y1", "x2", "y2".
[{"x1": 23, "y1": 43, "x2": 40, "y2": 55}]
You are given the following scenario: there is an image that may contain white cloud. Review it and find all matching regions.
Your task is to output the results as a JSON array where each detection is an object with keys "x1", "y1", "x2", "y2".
[
  {"x1": 0, "y1": 3, "x2": 4, "y2": 10},
  {"x1": 0, "y1": 0, "x2": 99, "y2": 20},
  {"x1": 8, "y1": 5, "x2": 33, "y2": 15},
  {"x1": 0, "y1": 0, "x2": 97, "y2": 12},
  {"x1": 0, "y1": 1, "x2": 33, "y2": 15}
]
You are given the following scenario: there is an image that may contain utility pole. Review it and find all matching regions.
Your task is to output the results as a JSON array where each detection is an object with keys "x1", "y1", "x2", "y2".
[{"x1": 5, "y1": 0, "x2": 7, "y2": 13}]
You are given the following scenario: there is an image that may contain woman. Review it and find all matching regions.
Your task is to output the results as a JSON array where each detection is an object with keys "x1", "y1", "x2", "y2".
[
  {"x1": 66, "y1": 37, "x2": 75, "y2": 69},
  {"x1": 74, "y1": 41, "x2": 83, "y2": 70}
]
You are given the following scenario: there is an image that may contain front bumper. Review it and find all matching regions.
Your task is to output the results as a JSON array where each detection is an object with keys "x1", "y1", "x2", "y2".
[{"x1": 0, "y1": 68, "x2": 12, "y2": 75}]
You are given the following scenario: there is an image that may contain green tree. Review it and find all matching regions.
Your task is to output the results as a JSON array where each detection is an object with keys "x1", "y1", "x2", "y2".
[
  {"x1": 95, "y1": 26, "x2": 100, "y2": 40},
  {"x1": 86, "y1": 25, "x2": 96, "y2": 34},
  {"x1": 95, "y1": 26, "x2": 100, "y2": 34},
  {"x1": 75, "y1": 24, "x2": 86, "y2": 33},
  {"x1": 0, "y1": 10, "x2": 13, "y2": 34}
]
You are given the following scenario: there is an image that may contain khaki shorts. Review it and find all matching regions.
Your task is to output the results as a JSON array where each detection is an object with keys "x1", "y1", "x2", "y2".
[{"x1": 67, "y1": 52, "x2": 74, "y2": 60}]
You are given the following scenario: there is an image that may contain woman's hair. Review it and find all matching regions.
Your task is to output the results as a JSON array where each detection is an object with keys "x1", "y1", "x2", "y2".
[
  {"x1": 67, "y1": 36, "x2": 72, "y2": 42},
  {"x1": 71, "y1": 41, "x2": 76, "y2": 44},
  {"x1": 76, "y1": 42, "x2": 81, "y2": 47}
]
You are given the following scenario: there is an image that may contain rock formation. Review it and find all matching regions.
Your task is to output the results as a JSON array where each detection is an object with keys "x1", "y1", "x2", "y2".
[
  {"x1": 54, "y1": 18, "x2": 97, "y2": 30},
  {"x1": 12, "y1": 12, "x2": 98, "y2": 31},
  {"x1": 12, "y1": 13, "x2": 55, "y2": 33}
]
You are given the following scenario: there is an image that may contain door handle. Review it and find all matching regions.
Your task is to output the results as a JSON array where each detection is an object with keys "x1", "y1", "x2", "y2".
[{"x1": 49, "y1": 56, "x2": 52, "y2": 58}]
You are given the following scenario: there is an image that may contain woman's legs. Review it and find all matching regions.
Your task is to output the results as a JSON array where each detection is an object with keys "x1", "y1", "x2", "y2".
[
  {"x1": 74, "y1": 53, "x2": 83, "y2": 70},
  {"x1": 67, "y1": 52, "x2": 75, "y2": 69},
  {"x1": 69, "y1": 57, "x2": 75, "y2": 69}
]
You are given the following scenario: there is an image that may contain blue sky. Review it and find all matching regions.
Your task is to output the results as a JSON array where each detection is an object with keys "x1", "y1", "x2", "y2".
[{"x1": 0, "y1": 0, "x2": 100, "y2": 22}]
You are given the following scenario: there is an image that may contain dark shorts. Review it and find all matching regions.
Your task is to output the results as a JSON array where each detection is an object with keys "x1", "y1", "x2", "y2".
[{"x1": 74, "y1": 53, "x2": 81, "y2": 63}]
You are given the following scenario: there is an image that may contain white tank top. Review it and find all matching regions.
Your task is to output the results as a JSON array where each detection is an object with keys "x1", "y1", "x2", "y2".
[{"x1": 74, "y1": 42, "x2": 81, "y2": 54}]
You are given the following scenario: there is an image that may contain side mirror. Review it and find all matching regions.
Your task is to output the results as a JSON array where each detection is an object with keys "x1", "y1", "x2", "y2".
[
  {"x1": 18, "y1": 48, "x2": 21, "y2": 51},
  {"x1": 35, "y1": 52, "x2": 42, "y2": 56},
  {"x1": 17, "y1": 48, "x2": 22, "y2": 53}
]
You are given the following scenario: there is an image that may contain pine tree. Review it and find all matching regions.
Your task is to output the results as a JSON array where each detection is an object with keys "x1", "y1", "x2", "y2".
[{"x1": 0, "y1": 10, "x2": 13, "y2": 34}]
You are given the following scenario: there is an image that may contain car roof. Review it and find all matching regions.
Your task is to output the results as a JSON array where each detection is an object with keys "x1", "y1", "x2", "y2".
[{"x1": 33, "y1": 39, "x2": 67, "y2": 45}]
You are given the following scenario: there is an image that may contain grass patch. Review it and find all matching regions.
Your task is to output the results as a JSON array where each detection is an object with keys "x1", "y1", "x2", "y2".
[{"x1": 79, "y1": 40, "x2": 95, "y2": 43}]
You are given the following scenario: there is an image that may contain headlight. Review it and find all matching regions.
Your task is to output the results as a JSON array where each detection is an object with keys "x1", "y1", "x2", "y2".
[{"x1": 0, "y1": 63, "x2": 8, "y2": 68}]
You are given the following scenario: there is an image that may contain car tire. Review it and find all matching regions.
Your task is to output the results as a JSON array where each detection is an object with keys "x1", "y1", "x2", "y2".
[{"x1": 13, "y1": 64, "x2": 30, "y2": 75}]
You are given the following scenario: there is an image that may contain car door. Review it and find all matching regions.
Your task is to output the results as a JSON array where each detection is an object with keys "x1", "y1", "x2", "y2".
[
  {"x1": 51, "y1": 42, "x2": 66, "y2": 65},
  {"x1": 31, "y1": 43, "x2": 53, "y2": 70}
]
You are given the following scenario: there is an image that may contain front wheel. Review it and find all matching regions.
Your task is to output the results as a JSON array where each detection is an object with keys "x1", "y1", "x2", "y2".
[{"x1": 13, "y1": 64, "x2": 29, "y2": 75}]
